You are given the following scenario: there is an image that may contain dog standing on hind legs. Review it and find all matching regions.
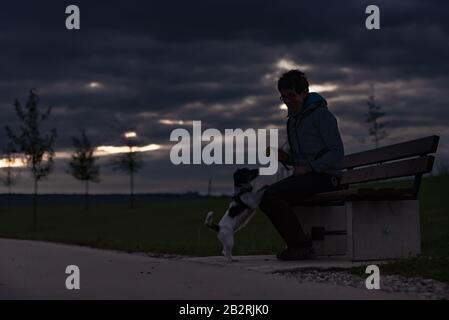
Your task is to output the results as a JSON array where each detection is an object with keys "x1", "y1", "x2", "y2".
[{"x1": 204, "y1": 168, "x2": 268, "y2": 262}]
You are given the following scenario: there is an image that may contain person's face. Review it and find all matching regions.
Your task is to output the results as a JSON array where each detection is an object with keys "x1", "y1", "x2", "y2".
[{"x1": 279, "y1": 88, "x2": 308, "y2": 110}]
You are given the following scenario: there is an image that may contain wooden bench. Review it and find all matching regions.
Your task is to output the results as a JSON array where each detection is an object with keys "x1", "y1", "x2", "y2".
[{"x1": 294, "y1": 135, "x2": 440, "y2": 261}]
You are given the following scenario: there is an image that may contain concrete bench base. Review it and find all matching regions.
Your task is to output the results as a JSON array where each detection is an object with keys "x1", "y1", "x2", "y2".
[{"x1": 294, "y1": 200, "x2": 421, "y2": 261}]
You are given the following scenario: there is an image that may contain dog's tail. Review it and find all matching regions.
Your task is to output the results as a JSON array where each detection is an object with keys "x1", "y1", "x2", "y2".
[{"x1": 204, "y1": 211, "x2": 220, "y2": 233}]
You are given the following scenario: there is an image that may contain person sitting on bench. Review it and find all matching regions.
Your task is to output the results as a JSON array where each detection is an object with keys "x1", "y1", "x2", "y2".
[{"x1": 260, "y1": 69, "x2": 345, "y2": 260}]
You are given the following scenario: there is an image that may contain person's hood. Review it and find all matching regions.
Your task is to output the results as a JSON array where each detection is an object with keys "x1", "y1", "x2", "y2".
[
  {"x1": 288, "y1": 92, "x2": 327, "y2": 118},
  {"x1": 301, "y1": 92, "x2": 328, "y2": 114}
]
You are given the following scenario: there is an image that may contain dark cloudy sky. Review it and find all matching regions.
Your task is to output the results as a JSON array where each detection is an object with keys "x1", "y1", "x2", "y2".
[{"x1": 1, "y1": 0, "x2": 448, "y2": 194}]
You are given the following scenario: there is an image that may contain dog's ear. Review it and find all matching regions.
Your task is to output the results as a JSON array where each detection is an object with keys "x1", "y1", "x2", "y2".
[
  {"x1": 249, "y1": 169, "x2": 259, "y2": 181},
  {"x1": 233, "y1": 168, "x2": 252, "y2": 186},
  {"x1": 233, "y1": 169, "x2": 242, "y2": 180},
  {"x1": 233, "y1": 169, "x2": 244, "y2": 185}
]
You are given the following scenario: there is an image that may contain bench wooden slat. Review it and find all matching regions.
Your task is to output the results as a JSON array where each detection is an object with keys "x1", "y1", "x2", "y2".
[
  {"x1": 304, "y1": 187, "x2": 416, "y2": 202},
  {"x1": 340, "y1": 155, "x2": 434, "y2": 185},
  {"x1": 342, "y1": 135, "x2": 439, "y2": 169}
]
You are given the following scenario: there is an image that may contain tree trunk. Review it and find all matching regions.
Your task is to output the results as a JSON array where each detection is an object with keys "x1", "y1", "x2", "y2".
[
  {"x1": 374, "y1": 121, "x2": 379, "y2": 149},
  {"x1": 130, "y1": 172, "x2": 134, "y2": 208},
  {"x1": 7, "y1": 184, "x2": 11, "y2": 209},
  {"x1": 33, "y1": 178, "x2": 38, "y2": 232},
  {"x1": 7, "y1": 169, "x2": 12, "y2": 209},
  {"x1": 85, "y1": 180, "x2": 89, "y2": 211}
]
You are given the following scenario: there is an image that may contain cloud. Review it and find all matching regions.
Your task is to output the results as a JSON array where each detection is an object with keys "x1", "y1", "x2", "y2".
[{"x1": 1, "y1": 0, "x2": 448, "y2": 193}]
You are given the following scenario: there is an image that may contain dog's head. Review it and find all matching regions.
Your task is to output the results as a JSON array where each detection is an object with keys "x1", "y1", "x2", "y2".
[{"x1": 233, "y1": 168, "x2": 259, "y2": 188}]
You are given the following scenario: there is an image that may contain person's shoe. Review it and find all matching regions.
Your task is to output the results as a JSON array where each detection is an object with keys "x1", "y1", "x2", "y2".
[{"x1": 276, "y1": 245, "x2": 315, "y2": 261}]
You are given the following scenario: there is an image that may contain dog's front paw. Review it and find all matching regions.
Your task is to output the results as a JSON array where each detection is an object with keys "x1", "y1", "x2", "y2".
[{"x1": 224, "y1": 255, "x2": 239, "y2": 263}]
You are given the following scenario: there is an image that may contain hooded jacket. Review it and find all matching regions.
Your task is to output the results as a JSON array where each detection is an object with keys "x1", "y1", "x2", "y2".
[{"x1": 286, "y1": 92, "x2": 344, "y2": 177}]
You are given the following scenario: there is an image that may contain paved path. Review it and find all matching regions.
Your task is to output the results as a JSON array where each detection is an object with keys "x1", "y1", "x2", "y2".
[
  {"x1": 0, "y1": 239, "x2": 417, "y2": 299},
  {"x1": 181, "y1": 255, "x2": 390, "y2": 273}
]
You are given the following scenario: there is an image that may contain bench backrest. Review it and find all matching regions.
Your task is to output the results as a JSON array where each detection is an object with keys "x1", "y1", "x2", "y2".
[{"x1": 340, "y1": 135, "x2": 439, "y2": 186}]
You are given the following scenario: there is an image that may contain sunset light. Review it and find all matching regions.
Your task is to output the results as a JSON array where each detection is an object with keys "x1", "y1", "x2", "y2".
[
  {"x1": 0, "y1": 157, "x2": 27, "y2": 168},
  {"x1": 124, "y1": 132, "x2": 137, "y2": 138}
]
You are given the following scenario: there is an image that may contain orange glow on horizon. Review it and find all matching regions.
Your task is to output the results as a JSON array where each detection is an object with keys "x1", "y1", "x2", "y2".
[
  {"x1": 95, "y1": 144, "x2": 161, "y2": 156},
  {"x1": 0, "y1": 157, "x2": 27, "y2": 168},
  {"x1": 0, "y1": 143, "x2": 162, "y2": 168},
  {"x1": 124, "y1": 132, "x2": 137, "y2": 138}
]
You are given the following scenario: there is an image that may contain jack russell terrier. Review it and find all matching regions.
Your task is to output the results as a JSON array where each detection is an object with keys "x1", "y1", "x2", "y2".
[{"x1": 204, "y1": 168, "x2": 268, "y2": 262}]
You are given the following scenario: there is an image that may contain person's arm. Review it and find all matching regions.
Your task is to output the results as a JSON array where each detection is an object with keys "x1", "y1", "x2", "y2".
[
  {"x1": 277, "y1": 150, "x2": 292, "y2": 171},
  {"x1": 293, "y1": 165, "x2": 312, "y2": 175},
  {"x1": 307, "y1": 109, "x2": 344, "y2": 172}
]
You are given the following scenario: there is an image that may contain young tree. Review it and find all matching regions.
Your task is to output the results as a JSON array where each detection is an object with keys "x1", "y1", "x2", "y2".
[
  {"x1": 67, "y1": 130, "x2": 100, "y2": 210},
  {"x1": 111, "y1": 133, "x2": 143, "y2": 208},
  {"x1": 5, "y1": 89, "x2": 57, "y2": 230},
  {"x1": 207, "y1": 177, "x2": 212, "y2": 196},
  {"x1": 436, "y1": 160, "x2": 449, "y2": 176},
  {"x1": 0, "y1": 143, "x2": 21, "y2": 209},
  {"x1": 365, "y1": 85, "x2": 388, "y2": 148}
]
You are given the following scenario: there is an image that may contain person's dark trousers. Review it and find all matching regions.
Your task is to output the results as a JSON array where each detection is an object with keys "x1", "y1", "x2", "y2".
[{"x1": 259, "y1": 172, "x2": 341, "y2": 249}]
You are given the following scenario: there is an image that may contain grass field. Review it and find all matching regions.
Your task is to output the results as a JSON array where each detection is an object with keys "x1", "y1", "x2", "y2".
[
  {"x1": 0, "y1": 196, "x2": 284, "y2": 256},
  {"x1": 0, "y1": 175, "x2": 448, "y2": 282}
]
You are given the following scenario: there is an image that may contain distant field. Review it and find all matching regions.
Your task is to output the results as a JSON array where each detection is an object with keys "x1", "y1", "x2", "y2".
[
  {"x1": 0, "y1": 196, "x2": 284, "y2": 256},
  {"x1": 0, "y1": 175, "x2": 448, "y2": 282}
]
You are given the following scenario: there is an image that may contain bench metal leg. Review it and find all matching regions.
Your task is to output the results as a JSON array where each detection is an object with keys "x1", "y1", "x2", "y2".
[
  {"x1": 295, "y1": 200, "x2": 421, "y2": 261},
  {"x1": 294, "y1": 205, "x2": 347, "y2": 257}
]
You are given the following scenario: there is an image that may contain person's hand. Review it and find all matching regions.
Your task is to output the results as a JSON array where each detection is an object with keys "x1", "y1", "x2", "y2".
[
  {"x1": 293, "y1": 166, "x2": 311, "y2": 176},
  {"x1": 266, "y1": 147, "x2": 288, "y2": 161},
  {"x1": 278, "y1": 149, "x2": 289, "y2": 162}
]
